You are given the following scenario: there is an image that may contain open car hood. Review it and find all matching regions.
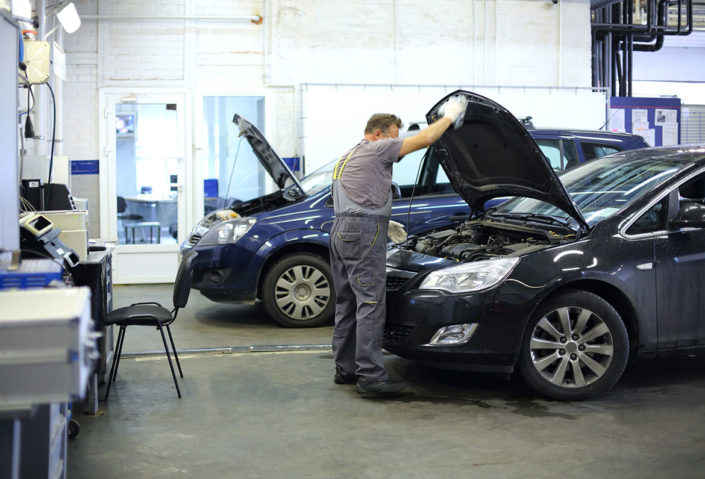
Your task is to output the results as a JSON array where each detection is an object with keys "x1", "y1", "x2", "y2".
[
  {"x1": 427, "y1": 90, "x2": 589, "y2": 232},
  {"x1": 232, "y1": 114, "x2": 303, "y2": 192}
]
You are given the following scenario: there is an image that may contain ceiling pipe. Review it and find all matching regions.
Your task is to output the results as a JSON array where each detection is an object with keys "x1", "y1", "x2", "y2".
[
  {"x1": 592, "y1": 0, "x2": 692, "y2": 35},
  {"x1": 590, "y1": 0, "x2": 624, "y2": 9},
  {"x1": 633, "y1": 0, "x2": 667, "y2": 51},
  {"x1": 80, "y1": 14, "x2": 263, "y2": 24}
]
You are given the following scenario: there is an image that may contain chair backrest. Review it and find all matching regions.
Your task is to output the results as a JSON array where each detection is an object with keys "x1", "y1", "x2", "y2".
[
  {"x1": 173, "y1": 251, "x2": 198, "y2": 309},
  {"x1": 117, "y1": 196, "x2": 127, "y2": 213}
]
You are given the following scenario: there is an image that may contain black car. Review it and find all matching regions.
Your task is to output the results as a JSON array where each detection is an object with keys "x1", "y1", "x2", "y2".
[{"x1": 384, "y1": 90, "x2": 705, "y2": 400}]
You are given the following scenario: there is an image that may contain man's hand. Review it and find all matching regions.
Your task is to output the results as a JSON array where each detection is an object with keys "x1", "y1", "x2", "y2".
[
  {"x1": 399, "y1": 95, "x2": 468, "y2": 157},
  {"x1": 441, "y1": 95, "x2": 468, "y2": 124},
  {"x1": 388, "y1": 220, "x2": 407, "y2": 244}
]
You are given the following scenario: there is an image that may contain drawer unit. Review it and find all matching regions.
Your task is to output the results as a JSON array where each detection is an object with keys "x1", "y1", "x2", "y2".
[{"x1": 0, "y1": 287, "x2": 96, "y2": 407}]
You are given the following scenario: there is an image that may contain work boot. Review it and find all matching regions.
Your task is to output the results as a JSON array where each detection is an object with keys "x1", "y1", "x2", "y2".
[
  {"x1": 334, "y1": 368, "x2": 357, "y2": 385},
  {"x1": 356, "y1": 378, "x2": 407, "y2": 399}
]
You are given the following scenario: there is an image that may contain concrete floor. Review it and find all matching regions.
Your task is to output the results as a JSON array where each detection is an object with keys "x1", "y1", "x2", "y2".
[{"x1": 68, "y1": 285, "x2": 705, "y2": 478}]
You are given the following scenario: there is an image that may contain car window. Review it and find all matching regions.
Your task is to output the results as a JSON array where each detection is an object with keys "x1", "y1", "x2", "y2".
[
  {"x1": 627, "y1": 198, "x2": 668, "y2": 235},
  {"x1": 536, "y1": 139, "x2": 562, "y2": 170},
  {"x1": 678, "y1": 173, "x2": 705, "y2": 205},
  {"x1": 581, "y1": 142, "x2": 620, "y2": 162},
  {"x1": 563, "y1": 141, "x2": 580, "y2": 169},
  {"x1": 436, "y1": 165, "x2": 450, "y2": 187},
  {"x1": 535, "y1": 139, "x2": 580, "y2": 171},
  {"x1": 393, "y1": 148, "x2": 425, "y2": 189}
]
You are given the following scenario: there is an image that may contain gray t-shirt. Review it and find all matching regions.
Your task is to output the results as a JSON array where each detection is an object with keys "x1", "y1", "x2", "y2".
[{"x1": 335, "y1": 137, "x2": 404, "y2": 209}]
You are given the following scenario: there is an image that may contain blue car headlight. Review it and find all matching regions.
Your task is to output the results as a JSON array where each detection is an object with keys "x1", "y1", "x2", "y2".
[
  {"x1": 419, "y1": 257, "x2": 519, "y2": 293},
  {"x1": 199, "y1": 217, "x2": 256, "y2": 246}
]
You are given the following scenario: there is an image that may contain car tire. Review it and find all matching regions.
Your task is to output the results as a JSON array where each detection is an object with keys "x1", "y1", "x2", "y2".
[
  {"x1": 518, "y1": 290, "x2": 629, "y2": 400},
  {"x1": 262, "y1": 253, "x2": 335, "y2": 328}
]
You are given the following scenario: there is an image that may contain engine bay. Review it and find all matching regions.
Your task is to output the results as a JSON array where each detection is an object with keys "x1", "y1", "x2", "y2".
[{"x1": 402, "y1": 220, "x2": 573, "y2": 262}]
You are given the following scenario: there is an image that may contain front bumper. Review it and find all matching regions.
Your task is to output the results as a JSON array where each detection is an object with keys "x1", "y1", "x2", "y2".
[
  {"x1": 384, "y1": 275, "x2": 534, "y2": 374},
  {"x1": 188, "y1": 241, "x2": 265, "y2": 303}
]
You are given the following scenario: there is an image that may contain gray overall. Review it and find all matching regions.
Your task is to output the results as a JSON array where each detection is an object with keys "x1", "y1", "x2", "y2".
[{"x1": 330, "y1": 146, "x2": 394, "y2": 382}]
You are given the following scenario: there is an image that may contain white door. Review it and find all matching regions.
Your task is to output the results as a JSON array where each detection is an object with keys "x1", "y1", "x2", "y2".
[{"x1": 100, "y1": 90, "x2": 191, "y2": 283}]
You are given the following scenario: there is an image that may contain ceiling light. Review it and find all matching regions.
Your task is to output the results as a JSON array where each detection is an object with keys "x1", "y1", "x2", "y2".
[{"x1": 56, "y1": 2, "x2": 81, "y2": 33}]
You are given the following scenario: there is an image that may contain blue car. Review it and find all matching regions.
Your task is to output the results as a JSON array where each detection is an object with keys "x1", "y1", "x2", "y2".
[{"x1": 181, "y1": 114, "x2": 648, "y2": 327}]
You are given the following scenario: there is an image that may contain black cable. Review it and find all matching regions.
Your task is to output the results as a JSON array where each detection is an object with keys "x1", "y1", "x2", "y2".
[
  {"x1": 405, "y1": 146, "x2": 429, "y2": 229},
  {"x1": 44, "y1": 83, "x2": 56, "y2": 210},
  {"x1": 46, "y1": 82, "x2": 56, "y2": 185},
  {"x1": 18, "y1": 83, "x2": 34, "y2": 117}
]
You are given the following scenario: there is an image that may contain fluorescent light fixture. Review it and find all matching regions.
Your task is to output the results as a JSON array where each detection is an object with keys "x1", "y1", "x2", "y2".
[{"x1": 56, "y1": 2, "x2": 81, "y2": 33}]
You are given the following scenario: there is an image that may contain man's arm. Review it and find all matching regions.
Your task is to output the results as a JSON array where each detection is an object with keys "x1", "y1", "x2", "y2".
[
  {"x1": 398, "y1": 96, "x2": 467, "y2": 158},
  {"x1": 399, "y1": 117, "x2": 453, "y2": 157}
]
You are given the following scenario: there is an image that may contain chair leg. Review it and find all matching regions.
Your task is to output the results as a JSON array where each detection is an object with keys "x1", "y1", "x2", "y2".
[
  {"x1": 111, "y1": 325, "x2": 128, "y2": 383},
  {"x1": 166, "y1": 325, "x2": 183, "y2": 378},
  {"x1": 104, "y1": 325, "x2": 127, "y2": 401},
  {"x1": 157, "y1": 323, "x2": 182, "y2": 398}
]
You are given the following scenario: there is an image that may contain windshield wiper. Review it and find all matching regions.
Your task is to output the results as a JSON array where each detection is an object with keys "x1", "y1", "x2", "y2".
[{"x1": 487, "y1": 212, "x2": 573, "y2": 228}]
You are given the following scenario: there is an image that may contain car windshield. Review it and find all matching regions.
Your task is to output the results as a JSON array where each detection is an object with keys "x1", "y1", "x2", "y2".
[
  {"x1": 299, "y1": 159, "x2": 337, "y2": 195},
  {"x1": 491, "y1": 156, "x2": 684, "y2": 227}
]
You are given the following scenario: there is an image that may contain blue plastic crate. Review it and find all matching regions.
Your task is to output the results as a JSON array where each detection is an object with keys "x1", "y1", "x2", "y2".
[{"x1": 0, "y1": 259, "x2": 63, "y2": 290}]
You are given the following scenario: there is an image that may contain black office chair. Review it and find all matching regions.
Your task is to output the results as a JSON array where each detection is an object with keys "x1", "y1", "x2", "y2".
[
  {"x1": 104, "y1": 251, "x2": 198, "y2": 400},
  {"x1": 117, "y1": 196, "x2": 143, "y2": 221}
]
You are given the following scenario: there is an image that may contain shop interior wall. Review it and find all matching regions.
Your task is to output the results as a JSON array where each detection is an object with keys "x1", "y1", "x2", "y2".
[{"x1": 52, "y1": 0, "x2": 592, "y2": 237}]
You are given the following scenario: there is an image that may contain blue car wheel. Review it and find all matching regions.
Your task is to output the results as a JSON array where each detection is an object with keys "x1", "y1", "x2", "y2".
[{"x1": 262, "y1": 253, "x2": 335, "y2": 328}]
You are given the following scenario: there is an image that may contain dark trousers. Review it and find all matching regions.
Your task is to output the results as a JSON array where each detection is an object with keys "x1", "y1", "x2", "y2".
[{"x1": 330, "y1": 214, "x2": 389, "y2": 381}]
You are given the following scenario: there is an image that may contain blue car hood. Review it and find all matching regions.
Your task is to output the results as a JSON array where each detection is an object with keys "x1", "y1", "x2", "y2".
[{"x1": 233, "y1": 114, "x2": 304, "y2": 192}]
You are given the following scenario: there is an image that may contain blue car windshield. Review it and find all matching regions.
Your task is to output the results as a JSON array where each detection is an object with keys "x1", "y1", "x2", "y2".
[
  {"x1": 491, "y1": 156, "x2": 684, "y2": 227},
  {"x1": 299, "y1": 160, "x2": 337, "y2": 195}
]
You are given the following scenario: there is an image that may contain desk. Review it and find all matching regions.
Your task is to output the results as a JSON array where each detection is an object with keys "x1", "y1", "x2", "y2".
[
  {"x1": 123, "y1": 194, "x2": 177, "y2": 226},
  {"x1": 123, "y1": 194, "x2": 176, "y2": 244}
]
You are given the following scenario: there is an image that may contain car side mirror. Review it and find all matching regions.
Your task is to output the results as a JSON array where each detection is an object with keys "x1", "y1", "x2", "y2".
[
  {"x1": 670, "y1": 201, "x2": 705, "y2": 228},
  {"x1": 391, "y1": 182, "x2": 402, "y2": 199}
]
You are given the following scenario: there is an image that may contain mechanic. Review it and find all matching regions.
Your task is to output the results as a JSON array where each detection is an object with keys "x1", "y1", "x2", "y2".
[{"x1": 330, "y1": 96, "x2": 468, "y2": 398}]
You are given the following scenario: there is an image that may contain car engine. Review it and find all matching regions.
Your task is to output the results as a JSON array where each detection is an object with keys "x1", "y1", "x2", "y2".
[{"x1": 402, "y1": 220, "x2": 571, "y2": 262}]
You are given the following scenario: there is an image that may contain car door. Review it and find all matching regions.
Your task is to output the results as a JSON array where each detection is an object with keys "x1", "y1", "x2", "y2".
[
  {"x1": 390, "y1": 146, "x2": 470, "y2": 235},
  {"x1": 654, "y1": 173, "x2": 705, "y2": 348}
]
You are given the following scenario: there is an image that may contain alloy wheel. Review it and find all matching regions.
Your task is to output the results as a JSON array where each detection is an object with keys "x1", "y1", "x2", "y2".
[{"x1": 528, "y1": 306, "x2": 615, "y2": 388}]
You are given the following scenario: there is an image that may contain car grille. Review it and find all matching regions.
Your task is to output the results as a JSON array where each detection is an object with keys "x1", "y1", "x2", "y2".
[
  {"x1": 386, "y1": 275, "x2": 410, "y2": 291},
  {"x1": 383, "y1": 323, "x2": 415, "y2": 345},
  {"x1": 385, "y1": 267, "x2": 416, "y2": 291},
  {"x1": 188, "y1": 234, "x2": 202, "y2": 246}
]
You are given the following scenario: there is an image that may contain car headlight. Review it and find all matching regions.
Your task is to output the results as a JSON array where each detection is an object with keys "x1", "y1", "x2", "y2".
[
  {"x1": 191, "y1": 224, "x2": 210, "y2": 237},
  {"x1": 419, "y1": 257, "x2": 520, "y2": 293},
  {"x1": 199, "y1": 217, "x2": 256, "y2": 246}
]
